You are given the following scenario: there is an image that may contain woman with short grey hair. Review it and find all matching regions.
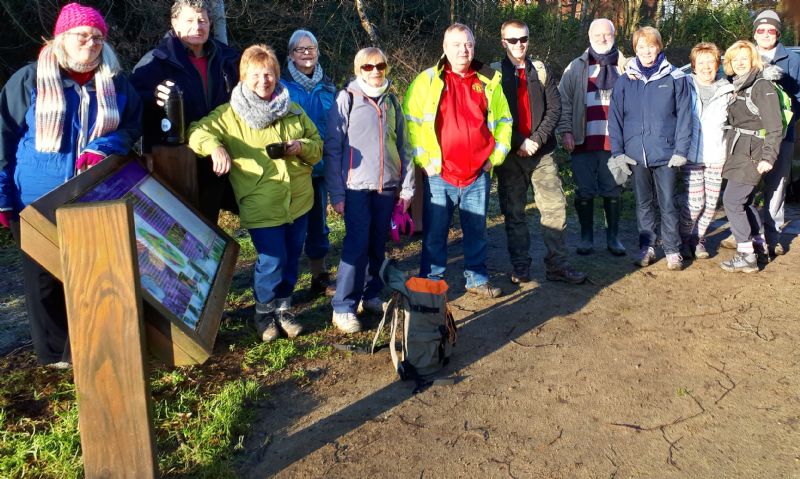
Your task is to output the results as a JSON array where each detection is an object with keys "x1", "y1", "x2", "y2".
[{"x1": 280, "y1": 29, "x2": 338, "y2": 296}]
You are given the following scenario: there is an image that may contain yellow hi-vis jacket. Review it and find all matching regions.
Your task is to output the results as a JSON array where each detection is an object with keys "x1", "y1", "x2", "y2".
[{"x1": 402, "y1": 57, "x2": 513, "y2": 174}]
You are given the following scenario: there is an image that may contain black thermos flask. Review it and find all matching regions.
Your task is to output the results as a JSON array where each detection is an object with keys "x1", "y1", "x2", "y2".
[{"x1": 162, "y1": 84, "x2": 185, "y2": 145}]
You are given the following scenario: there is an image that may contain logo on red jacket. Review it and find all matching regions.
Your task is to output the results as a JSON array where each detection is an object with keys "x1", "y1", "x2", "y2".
[{"x1": 472, "y1": 83, "x2": 483, "y2": 93}]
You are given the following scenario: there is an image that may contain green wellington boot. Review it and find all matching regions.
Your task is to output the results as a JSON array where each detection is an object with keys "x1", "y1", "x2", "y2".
[
  {"x1": 604, "y1": 197, "x2": 626, "y2": 256},
  {"x1": 575, "y1": 198, "x2": 594, "y2": 255}
]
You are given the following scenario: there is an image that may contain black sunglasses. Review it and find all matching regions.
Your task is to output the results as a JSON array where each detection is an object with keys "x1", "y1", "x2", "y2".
[
  {"x1": 360, "y1": 62, "x2": 388, "y2": 72},
  {"x1": 504, "y1": 36, "x2": 529, "y2": 45}
]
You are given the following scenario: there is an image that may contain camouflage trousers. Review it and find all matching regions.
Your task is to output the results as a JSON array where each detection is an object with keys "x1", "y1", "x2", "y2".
[{"x1": 495, "y1": 153, "x2": 568, "y2": 271}]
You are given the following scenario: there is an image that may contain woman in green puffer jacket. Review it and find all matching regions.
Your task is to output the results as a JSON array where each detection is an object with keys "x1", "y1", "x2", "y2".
[{"x1": 188, "y1": 44, "x2": 322, "y2": 342}]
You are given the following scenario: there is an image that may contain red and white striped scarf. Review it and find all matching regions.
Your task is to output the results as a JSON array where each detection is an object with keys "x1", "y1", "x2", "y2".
[{"x1": 35, "y1": 44, "x2": 119, "y2": 153}]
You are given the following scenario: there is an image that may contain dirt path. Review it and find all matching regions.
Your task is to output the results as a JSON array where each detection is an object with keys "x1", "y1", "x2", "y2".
[{"x1": 237, "y1": 207, "x2": 800, "y2": 478}]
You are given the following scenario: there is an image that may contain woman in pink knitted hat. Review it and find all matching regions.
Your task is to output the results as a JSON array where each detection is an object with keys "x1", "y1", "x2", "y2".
[{"x1": 0, "y1": 3, "x2": 142, "y2": 368}]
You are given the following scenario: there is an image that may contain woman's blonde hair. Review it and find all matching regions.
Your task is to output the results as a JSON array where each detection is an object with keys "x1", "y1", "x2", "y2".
[
  {"x1": 239, "y1": 44, "x2": 280, "y2": 81},
  {"x1": 690, "y1": 42, "x2": 720, "y2": 71},
  {"x1": 632, "y1": 26, "x2": 662, "y2": 52},
  {"x1": 353, "y1": 47, "x2": 388, "y2": 76},
  {"x1": 723, "y1": 40, "x2": 764, "y2": 76}
]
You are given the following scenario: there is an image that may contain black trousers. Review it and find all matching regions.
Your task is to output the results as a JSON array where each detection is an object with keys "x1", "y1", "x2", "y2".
[{"x1": 11, "y1": 220, "x2": 70, "y2": 365}]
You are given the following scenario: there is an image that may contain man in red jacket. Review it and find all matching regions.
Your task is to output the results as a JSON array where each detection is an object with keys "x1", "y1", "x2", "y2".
[{"x1": 405, "y1": 23, "x2": 513, "y2": 298}]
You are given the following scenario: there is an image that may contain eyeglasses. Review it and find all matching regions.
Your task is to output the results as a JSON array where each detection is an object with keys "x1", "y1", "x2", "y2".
[
  {"x1": 504, "y1": 36, "x2": 529, "y2": 45},
  {"x1": 360, "y1": 62, "x2": 388, "y2": 72},
  {"x1": 756, "y1": 27, "x2": 778, "y2": 35},
  {"x1": 65, "y1": 31, "x2": 105, "y2": 44},
  {"x1": 292, "y1": 46, "x2": 317, "y2": 54}
]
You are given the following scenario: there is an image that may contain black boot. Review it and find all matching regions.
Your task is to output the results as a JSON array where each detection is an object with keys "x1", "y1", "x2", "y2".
[
  {"x1": 575, "y1": 198, "x2": 594, "y2": 255},
  {"x1": 604, "y1": 197, "x2": 626, "y2": 256}
]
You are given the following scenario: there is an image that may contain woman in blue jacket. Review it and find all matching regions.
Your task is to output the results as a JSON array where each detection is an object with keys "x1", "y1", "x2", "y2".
[
  {"x1": 324, "y1": 48, "x2": 415, "y2": 334},
  {"x1": 0, "y1": 3, "x2": 142, "y2": 367},
  {"x1": 608, "y1": 26, "x2": 692, "y2": 271},
  {"x1": 280, "y1": 30, "x2": 337, "y2": 296}
]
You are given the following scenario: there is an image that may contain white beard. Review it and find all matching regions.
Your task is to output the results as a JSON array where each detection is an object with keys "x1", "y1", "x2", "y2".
[{"x1": 590, "y1": 42, "x2": 614, "y2": 54}]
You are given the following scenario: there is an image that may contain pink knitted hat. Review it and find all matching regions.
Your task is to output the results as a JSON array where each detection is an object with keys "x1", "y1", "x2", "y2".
[{"x1": 53, "y1": 3, "x2": 108, "y2": 37}]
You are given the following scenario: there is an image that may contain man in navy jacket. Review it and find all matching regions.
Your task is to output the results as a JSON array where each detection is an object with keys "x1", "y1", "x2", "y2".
[{"x1": 131, "y1": 0, "x2": 240, "y2": 223}]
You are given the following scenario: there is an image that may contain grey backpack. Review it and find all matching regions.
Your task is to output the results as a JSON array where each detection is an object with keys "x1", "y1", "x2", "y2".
[{"x1": 371, "y1": 261, "x2": 457, "y2": 382}]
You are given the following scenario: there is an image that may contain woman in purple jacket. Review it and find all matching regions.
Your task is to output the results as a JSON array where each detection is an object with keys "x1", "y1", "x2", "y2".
[{"x1": 324, "y1": 48, "x2": 415, "y2": 334}]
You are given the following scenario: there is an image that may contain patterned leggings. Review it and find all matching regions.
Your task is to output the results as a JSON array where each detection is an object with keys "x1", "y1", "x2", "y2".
[{"x1": 680, "y1": 164, "x2": 723, "y2": 241}]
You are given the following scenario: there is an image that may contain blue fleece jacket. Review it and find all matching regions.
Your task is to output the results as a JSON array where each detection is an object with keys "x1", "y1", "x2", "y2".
[
  {"x1": 609, "y1": 57, "x2": 692, "y2": 167},
  {"x1": 281, "y1": 71, "x2": 336, "y2": 177}
]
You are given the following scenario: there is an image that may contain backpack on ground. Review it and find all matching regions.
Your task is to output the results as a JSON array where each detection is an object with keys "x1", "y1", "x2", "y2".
[
  {"x1": 741, "y1": 78, "x2": 794, "y2": 138},
  {"x1": 371, "y1": 260, "x2": 457, "y2": 387}
]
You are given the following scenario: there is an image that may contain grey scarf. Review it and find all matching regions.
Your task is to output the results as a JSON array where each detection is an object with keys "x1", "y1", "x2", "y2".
[
  {"x1": 230, "y1": 82, "x2": 291, "y2": 130},
  {"x1": 288, "y1": 61, "x2": 323, "y2": 92}
]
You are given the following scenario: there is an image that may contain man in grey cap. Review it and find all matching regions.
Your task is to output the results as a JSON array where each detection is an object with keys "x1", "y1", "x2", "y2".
[{"x1": 722, "y1": 9, "x2": 800, "y2": 256}]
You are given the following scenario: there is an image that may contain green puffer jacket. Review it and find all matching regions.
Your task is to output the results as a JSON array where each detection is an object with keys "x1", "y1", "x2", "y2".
[{"x1": 187, "y1": 102, "x2": 322, "y2": 228}]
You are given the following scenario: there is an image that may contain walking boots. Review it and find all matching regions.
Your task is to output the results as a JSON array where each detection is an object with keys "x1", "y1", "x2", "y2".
[
  {"x1": 575, "y1": 198, "x2": 594, "y2": 255},
  {"x1": 604, "y1": 197, "x2": 626, "y2": 256}
]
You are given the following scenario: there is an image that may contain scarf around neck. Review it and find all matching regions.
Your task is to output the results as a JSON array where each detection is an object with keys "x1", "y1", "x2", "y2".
[
  {"x1": 35, "y1": 43, "x2": 119, "y2": 153},
  {"x1": 732, "y1": 68, "x2": 758, "y2": 93},
  {"x1": 635, "y1": 51, "x2": 666, "y2": 80},
  {"x1": 588, "y1": 45, "x2": 620, "y2": 91},
  {"x1": 288, "y1": 61, "x2": 324, "y2": 92},
  {"x1": 356, "y1": 77, "x2": 389, "y2": 99},
  {"x1": 230, "y1": 81, "x2": 291, "y2": 130}
]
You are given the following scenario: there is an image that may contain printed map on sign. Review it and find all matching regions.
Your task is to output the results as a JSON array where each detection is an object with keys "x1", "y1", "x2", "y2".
[{"x1": 78, "y1": 162, "x2": 225, "y2": 330}]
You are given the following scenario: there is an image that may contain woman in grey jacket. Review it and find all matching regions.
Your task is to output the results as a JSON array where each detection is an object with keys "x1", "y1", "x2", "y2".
[
  {"x1": 680, "y1": 42, "x2": 734, "y2": 259},
  {"x1": 720, "y1": 41, "x2": 783, "y2": 273},
  {"x1": 324, "y1": 47, "x2": 415, "y2": 333}
]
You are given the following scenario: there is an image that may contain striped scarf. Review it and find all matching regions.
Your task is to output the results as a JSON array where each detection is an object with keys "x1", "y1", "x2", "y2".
[
  {"x1": 288, "y1": 60, "x2": 323, "y2": 92},
  {"x1": 35, "y1": 44, "x2": 119, "y2": 153}
]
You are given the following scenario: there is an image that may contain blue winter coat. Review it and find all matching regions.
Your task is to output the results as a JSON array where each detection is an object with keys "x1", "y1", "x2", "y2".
[
  {"x1": 0, "y1": 63, "x2": 142, "y2": 212},
  {"x1": 130, "y1": 31, "x2": 240, "y2": 151},
  {"x1": 764, "y1": 43, "x2": 800, "y2": 142},
  {"x1": 609, "y1": 57, "x2": 692, "y2": 167},
  {"x1": 280, "y1": 70, "x2": 336, "y2": 177}
]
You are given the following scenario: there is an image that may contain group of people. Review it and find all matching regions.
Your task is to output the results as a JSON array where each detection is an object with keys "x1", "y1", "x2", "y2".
[{"x1": 0, "y1": 1, "x2": 796, "y2": 367}]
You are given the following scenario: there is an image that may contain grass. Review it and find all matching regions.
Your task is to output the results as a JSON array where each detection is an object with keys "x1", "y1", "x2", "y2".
[{"x1": 1, "y1": 160, "x2": 633, "y2": 477}]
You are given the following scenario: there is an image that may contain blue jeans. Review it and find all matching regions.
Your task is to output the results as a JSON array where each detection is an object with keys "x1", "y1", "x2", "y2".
[
  {"x1": 304, "y1": 176, "x2": 330, "y2": 260},
  {"x1": 632, "y1": 164, "x2": 680, "y2": 254},
  {"x1": 420, "y1": 172, "x2": 490, "y2": 288},
  {"x1": 249, "y1": 214, "x2": 309, "y2": 304},
  {"x1": 332, "y1": 189, "x2": 395, "y2": 314},
  {"x1": 570, "y1": 150, "x2": 620, "y2": 199}
]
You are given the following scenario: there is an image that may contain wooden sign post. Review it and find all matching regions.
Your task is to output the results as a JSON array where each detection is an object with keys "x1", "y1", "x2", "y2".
[
  {"x1": 20, "y1": 155, "x2": 239, "y2": 366},
  {"x1": 149, "y1": 145, "x2": 199, "y2": 210},
  {"x1": 57, "y1": 200, "x2": 158, "y2": 478}
]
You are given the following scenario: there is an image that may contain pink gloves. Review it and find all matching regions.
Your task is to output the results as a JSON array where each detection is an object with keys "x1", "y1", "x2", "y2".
[
  {"x1": 76, "y1": 151, "x2": 105, "y2": 171},
  {"x1": 0, "y1": 210, "x2": 13, "y2": 229},
  {"x1": 390, "y1": 201, "x2": 414, "y2": 243}
]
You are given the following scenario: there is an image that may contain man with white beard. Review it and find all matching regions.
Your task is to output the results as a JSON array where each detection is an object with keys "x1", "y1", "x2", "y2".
[{"x1": 558, "y1": 19, "x2": 628, "y2": 256}]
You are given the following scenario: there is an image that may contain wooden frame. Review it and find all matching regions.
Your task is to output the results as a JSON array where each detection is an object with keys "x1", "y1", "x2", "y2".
[{"x1": 19, "y1": 154, "x2": 239, "y2": 366}]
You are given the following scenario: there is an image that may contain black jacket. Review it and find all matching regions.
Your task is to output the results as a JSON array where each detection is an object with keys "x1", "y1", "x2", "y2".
[
  {"x1": 130, "y1": 31, "x2": 240, "y2": 150},
  {"x1": 492, "y1": 56, "x2": 561, "y2": 155},
  {"x1": 723, "y1": 67, "x2": 783, "y2": 186}
]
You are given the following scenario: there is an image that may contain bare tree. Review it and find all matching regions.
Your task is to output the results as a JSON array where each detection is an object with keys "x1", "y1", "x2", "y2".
[{"x1": 355, "y1": 0, "x2": 380, "y2": 46}]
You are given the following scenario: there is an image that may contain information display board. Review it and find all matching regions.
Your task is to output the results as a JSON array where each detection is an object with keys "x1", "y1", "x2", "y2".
[{"x1": 19, "y1": 155, "x2": 239, "y2": 365}]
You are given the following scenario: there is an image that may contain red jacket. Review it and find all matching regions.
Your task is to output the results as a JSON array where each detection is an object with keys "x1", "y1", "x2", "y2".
[{"x1": 435, "y1": 66, "x2": 495, "y2": 187}]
